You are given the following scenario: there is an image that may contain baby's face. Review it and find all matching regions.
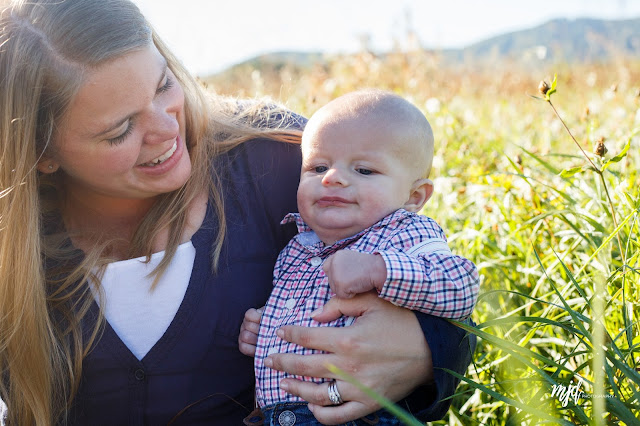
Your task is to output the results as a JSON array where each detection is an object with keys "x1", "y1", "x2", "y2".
[{"x1": 298, "y1": 115, "x2": 420, "y2": 245}]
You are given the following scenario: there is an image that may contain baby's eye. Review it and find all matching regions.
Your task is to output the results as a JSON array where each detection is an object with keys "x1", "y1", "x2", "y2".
[
  {"x1": 314, "y1": 166, "x2": 328, "y2": 173},
  {"x1": 356, "y1": 168, "x2": 373, "y2": 175}
]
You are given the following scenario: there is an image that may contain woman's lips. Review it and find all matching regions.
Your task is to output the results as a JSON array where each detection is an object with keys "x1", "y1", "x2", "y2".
[
  {"x1": 136, "y1": 136, "x2": 184, "y2": 176},
  {"x1": 141, "y1": 141, "x2": 177, "y2": 166},
  {"x1": 316, "y1": 196, "x2": 354, "y2": 207}
]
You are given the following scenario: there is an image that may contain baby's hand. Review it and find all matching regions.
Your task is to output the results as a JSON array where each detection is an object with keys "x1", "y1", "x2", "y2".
[
  {"x1": 238, "y1": 307, "x2": 263, "y2": 357},
  {"x1": 322, "y1": 250, "x2": 387, "y2": 298}
]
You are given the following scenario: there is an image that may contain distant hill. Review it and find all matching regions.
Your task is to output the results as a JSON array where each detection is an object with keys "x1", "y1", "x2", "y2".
[
  {"x1": 213, "y1": 17, "x2": 640, "y2": 75},
  {"x1": 444, "y1": 17, "x2": 640, "y2": 64}
]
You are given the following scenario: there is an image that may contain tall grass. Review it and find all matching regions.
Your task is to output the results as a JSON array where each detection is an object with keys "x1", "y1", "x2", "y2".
[{"x1": 205, "y1": 51, "x2": 640, "y2": 424}]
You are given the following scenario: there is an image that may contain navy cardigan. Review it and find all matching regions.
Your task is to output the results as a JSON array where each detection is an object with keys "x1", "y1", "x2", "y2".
[{"x1": 66, "y1": 138, "x2": 475, "y2": 425}]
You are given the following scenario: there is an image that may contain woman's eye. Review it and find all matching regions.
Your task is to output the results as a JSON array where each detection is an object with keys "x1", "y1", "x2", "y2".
[
  {"x1": 157, "y1": 75, "x2": 174, "y2": 94},
  {"x1": 314, "y1": 166, "x2": 328, "y2": 173},
  {"x1": 356, "y1": 168, "x2": 373, "y2": 175},
  {"x1": 106, "y1": 121, "x2": 135, "y2": 146}
]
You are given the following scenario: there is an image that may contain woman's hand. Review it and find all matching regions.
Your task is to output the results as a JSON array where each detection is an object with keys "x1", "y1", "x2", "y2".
[
  {"x1": 264, "y1": 292, "x2": 433, "y2": 425},
  {"x1": 238, "y1": 307, "x2": 263, "y2": 357}
]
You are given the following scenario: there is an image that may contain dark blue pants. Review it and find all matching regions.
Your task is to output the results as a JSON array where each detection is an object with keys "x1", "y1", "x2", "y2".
[{"x1": 247, "y1": 402, "x2": 402, "y2": 426}]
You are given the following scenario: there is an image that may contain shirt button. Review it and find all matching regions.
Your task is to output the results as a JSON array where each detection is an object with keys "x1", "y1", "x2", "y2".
[
  {"x1": 134, "y1": 368, "x2": 145, "y2": 381},
  {"x1": 309, "y1": 256, "x2": 322, "y2": 267},
  {"x1": 284, "y1": 298, "x2": 297, "y2": 310}
]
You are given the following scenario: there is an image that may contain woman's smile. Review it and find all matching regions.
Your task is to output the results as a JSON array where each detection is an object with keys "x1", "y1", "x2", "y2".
[{"x1": 136, "y1": 135, "x2": 185, "y2": 176}]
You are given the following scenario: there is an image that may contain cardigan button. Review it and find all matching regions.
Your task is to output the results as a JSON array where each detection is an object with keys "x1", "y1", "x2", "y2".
[{"x1": 134, "y1": 369, "x2": 145, "y2": 381}]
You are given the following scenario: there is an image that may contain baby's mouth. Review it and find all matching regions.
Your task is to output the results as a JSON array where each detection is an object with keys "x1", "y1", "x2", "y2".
[{"x1": 316, "y1": 196, "x2": 354, "y2": 206}]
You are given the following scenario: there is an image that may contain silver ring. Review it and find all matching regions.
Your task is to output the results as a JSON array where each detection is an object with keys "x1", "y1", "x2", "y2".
[{"x1": 327, "y1": 380, "x2": 344, "y2": 405}]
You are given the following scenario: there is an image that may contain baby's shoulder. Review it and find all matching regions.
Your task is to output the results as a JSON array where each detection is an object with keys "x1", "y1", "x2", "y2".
[{"x1": 383, "y1": 210, "x2": 447, "y2": 245}]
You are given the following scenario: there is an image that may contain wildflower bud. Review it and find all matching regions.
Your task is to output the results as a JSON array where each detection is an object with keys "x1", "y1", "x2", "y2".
[
  {"x1": 539, "y1": 80, "x2": 550, "y2": 95},
  {"x1": 594, "y1": 137, "x2": 608, "y2": 157}
]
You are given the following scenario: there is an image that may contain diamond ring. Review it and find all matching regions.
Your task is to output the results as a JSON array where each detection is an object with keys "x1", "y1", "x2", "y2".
[{"x1": 327, "y1": 380, "x2": 344, "y2": 405}]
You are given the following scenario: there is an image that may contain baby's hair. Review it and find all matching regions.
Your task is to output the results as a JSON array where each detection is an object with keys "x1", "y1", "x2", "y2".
[{"x1": 306, "y1": 89, "x2": 434, "y2": 178}]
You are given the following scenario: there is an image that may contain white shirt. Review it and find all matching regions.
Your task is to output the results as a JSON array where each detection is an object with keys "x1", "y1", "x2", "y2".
[{"x1": 94, "y1": 241, "x2": 196, "y2": 360}]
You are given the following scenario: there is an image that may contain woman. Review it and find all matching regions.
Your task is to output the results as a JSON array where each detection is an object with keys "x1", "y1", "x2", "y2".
[{"x1": 0, "y1": 0, "x2": 475, "y2": 425}]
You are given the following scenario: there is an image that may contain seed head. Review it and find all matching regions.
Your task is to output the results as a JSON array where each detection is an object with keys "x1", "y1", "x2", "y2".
[
  {"x1": 594, "y1": 137, "x2": 608, "y2": 157},
  {"x1": 538, "y1": 80, "x2": 550, "y2": 95}
]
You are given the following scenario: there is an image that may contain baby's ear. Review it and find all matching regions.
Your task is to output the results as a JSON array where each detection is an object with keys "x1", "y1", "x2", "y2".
[{"x1": 403, "y1": 179, "x2": 433, "y2": 213}]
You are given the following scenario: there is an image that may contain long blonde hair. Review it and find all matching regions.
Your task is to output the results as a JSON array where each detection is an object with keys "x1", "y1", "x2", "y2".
[{"x1": 0, "y1": 1, "x2": 301, "y2": 424}]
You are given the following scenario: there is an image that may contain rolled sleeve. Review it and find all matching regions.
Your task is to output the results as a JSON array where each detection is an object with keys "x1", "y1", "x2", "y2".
[{"x1": 377, "y1": 250, "x2": 479, "y2": 319}]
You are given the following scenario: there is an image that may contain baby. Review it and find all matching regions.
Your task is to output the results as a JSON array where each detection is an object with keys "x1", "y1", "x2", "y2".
[{"x1": 240, "y1": 90, "x2": 479, "y2": 424}]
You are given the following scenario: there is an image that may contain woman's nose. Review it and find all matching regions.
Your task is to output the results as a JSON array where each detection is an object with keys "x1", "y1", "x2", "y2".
[
  {"x1": 321, "y1": 168, "x2": 347, "y2": 186},
  {"x1": 143, "y1": 109, "x2": 179, "y2": 145}
]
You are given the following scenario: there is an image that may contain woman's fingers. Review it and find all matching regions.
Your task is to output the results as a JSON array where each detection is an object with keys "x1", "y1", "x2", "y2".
[
  {"x1": 308, "y1": 401, "x2": 373, "y2": 426},
  {"x1": 242, "y1": 318, "x2": 260, "y2": 335},
  {"x1": 244, "y1": 307, "x2": 263, "y2": 327},
  {"x1": 266, "y1": 352, "x2": 338, "y2": 378},
  {"x1": 281, "y1": 378, "x2": 340, "y2": 406},
  {"x1": 280, "y1": 379, "x2": 376, "y2": 426},
  {"x1": 238, "y1": 307, "x2": 263, "y2": 357},
  {"x1": 238, "y1": 340, "x2": 256, "y2": 357},
  {"x1": 238, "y1": 325, "x2": 258, "y2": 356},
  {"x1": 274, "y1": 324, "x2": 342, "y2": 353}
]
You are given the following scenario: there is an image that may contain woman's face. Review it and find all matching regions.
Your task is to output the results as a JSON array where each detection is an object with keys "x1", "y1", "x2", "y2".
[{"x1": 45, "y1": 43, "x2": 190, "y2": 202}]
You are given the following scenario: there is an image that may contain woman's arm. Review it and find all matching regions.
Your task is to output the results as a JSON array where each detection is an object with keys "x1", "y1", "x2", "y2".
[
  {"x1": 265, "y1": 292, "x2": 475, "y2": 424},
  {"x1": 405, "y1": 311, "x2": 476, "y2": 420}
]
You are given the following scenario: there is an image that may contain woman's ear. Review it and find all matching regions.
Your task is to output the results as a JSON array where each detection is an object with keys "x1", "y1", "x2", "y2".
[
  {"x1": 36, "y1": 161, "x2": 59, "y2": 174},
  {"x1": 403, "y1": 178, "x2": 434, "y2": 213}
]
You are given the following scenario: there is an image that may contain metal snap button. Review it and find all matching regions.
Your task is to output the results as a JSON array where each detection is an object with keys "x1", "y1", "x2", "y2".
[{"x1": 278, "y1": 410, "x2": 296, "y2": 426}]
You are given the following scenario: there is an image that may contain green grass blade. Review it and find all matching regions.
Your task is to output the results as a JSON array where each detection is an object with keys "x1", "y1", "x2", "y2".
[
  {"x1": 442, "y1": 368, "x2": 574, "y2": 426},
  {"x1": 326, "y1": 365, "x2": 424, "y2": 426}
]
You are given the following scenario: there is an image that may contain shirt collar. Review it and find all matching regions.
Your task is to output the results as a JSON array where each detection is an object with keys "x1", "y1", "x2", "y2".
[{"x1": 281, "y1": 209, "x2": 414, "y2": 247}]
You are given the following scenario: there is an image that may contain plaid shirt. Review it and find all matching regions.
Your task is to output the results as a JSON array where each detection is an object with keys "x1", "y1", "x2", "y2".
[{"x1": 254, "y1": 209, "x2": 479, "y2": 407}]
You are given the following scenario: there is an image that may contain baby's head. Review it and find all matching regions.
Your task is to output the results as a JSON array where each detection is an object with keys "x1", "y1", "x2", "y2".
[{"x1": 298, "y1": 90, "x2": 435, "y2": 245}]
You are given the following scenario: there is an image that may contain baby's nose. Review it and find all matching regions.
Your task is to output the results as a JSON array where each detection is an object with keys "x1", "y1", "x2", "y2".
[{"x1": 321, "y1": 168, "x2": 347, "y2": 186}]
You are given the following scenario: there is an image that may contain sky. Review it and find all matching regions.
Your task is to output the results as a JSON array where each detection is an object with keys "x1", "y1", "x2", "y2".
[{"x1": 132, "y1": 0, "x2": 640, "y2": 77}]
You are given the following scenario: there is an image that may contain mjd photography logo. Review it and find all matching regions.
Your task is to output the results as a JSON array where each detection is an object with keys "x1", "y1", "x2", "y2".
[
  {"x1": 550, "y1": 377, "x2": 614, "y2": 407},
  {"x1": 550, "y1": 378, "x2": 584, "y2": 407}
]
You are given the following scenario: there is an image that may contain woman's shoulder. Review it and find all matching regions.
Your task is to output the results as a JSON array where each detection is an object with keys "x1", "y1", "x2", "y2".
[
  {"x1": 231, "y1": 98, "x2": 307, "y2": 131},
  {"x1": 208, "y1": 97, "x2": 305, "y2": 172},
  {"x1": 219, "y1": 137, "x2": 302, "y2": 206}
]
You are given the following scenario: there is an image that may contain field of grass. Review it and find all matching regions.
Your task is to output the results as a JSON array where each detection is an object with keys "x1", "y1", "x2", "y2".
[{"x1": 205, "y1": 51, "x2": 640, "y2": 425}]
